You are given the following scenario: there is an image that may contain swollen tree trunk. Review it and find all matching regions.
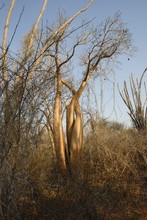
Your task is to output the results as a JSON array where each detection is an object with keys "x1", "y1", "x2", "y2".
[
  {"x1": 53, "y1": 74, "x2": 67, "y2": 171},
  {"x1": 66, "y1": 100, "x2": 83, "y2": 167},
  {"x1": 54, "y1": 77, "x2": 84, "y2": 171},
  {"x1": 51, "y1": 1, "x2": 132, "y2": 173},
  {"x1": 61, "y1": 80, "x2": 84, "y2": 168},
  {"x1": 62, "y1": 77, "x2": 92, "y2": 169},
  {"x1": 65, "y1": 72, "x2": 93, "y2": 166}
]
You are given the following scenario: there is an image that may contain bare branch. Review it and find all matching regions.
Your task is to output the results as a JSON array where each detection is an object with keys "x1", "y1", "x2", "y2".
[
  {"x1": 119, "y1": 69, "x2": 147, "y2": 132},
  {"x1": 27, "y1": 0, "x2": 94, "y2": 80},
  {"x1": 27, "y1": 0, "x2": 48, "y2": 57},
  {"x1": 2, "y1": 0, "x2": 16, "y2": 81},
  {"x1": 62, "y1": 79, "x2": 76, "y2": 95}
]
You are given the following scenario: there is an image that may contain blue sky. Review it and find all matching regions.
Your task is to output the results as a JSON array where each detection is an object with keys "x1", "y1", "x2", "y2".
[{"x1": 1, "y1": 0, "x2": 147, "y2": 125}]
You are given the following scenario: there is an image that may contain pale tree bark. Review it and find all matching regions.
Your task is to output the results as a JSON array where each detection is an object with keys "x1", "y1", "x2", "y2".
[
  {"x1": 1, "y1": 0, "x2": 95, "y2": 173},
  {"x1": 27, "y1": 0, "x2": 47, "y2": 57},
  {"x1": 0, "y1": 0, "x2": 97, "y2": 217},
  {"x1": 53, "y1": 36, "x2": 67, "y2": 171},
  {"x1": 50, "y1": 1, "x2": 95, "y2": 172},
  {"x1": 1, "y1": 0, "x2": 16, "y2": 145},
  {"x1": 24, "y1": 0, "x2": 94, "y2": 82},
  {"x1": 54, "y1": 75, "x2": 67, "y2": 171},
  {"x1": 66, "y1": 101, "x2": 83, "y2": 167},
  {"x1": 1, "y1": 0, "x2": 133, "y2": 175},
  {"x1": 2, "y1": 0, "x2": 16, "y2": 82},
  {"x1": 63, "y1": 70, "x2": 95, "y2": 168},
  {"x1": 15, "y1": 0, "x2": 48, "y2": 85},
  {"x1": 61, "y1": 80, "x2": 83, "y2": 167},
  {"x1": 61, "y1": 13, "x2": 133, "y2": 171}
]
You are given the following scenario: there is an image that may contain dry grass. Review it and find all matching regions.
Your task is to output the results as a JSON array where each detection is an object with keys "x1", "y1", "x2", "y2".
[{"x1": 0, "y1": 122, "x2": 146, "y2": 219}]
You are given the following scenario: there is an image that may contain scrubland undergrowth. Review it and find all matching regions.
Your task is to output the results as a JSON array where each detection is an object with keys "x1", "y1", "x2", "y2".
[{"x1": 1, "y1": 120, "x2": 146, "y2": 220}]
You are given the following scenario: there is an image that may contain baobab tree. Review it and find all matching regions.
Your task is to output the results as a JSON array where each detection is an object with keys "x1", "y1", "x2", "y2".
[{"x1": 50, "y1": 12, "x2": 133, "y2": 172}]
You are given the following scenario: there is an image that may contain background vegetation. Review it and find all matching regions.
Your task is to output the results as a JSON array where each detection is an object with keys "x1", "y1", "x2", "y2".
[
  {"x1": 0, "y1": 0, "x2": 146, "y2": 219},
  {"x1": 1, "y1": 120, "x2": 146, "y2": 219}
]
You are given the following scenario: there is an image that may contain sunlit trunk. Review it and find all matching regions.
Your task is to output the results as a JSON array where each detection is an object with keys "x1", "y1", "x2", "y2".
[
  {"x1": 54, "y1": 94, "x2": 67, "y2": 171},
  {"x1": 66, "y1": 100, "x2": 83, "y2": 168},
  {"x1": 53, "y1": 73, "x2": 67, "y2": 171}
]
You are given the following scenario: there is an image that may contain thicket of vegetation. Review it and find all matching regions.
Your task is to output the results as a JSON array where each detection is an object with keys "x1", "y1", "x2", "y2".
[
  {"x1": 0, "y1": 0, "x2": 146, "y2": 219},
  {"x1": 1, "y1": 121, "x2": 146, "y2": 219}
]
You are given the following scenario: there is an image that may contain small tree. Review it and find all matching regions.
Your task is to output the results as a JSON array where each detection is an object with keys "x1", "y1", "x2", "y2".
[{"x1": 51, "y1": 12, "x2": 133, "y2": 172}]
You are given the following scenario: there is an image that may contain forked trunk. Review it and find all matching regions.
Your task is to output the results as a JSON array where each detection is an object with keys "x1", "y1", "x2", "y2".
[
  {"x1": 54, "y1": 102, "x2": 66, "y2": 170},
  {"x1": 66, "y1": 100, "x2": 83, "y2": 167}
]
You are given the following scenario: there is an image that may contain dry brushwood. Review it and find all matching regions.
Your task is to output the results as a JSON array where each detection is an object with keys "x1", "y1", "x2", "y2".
[{"x1": 118, "y1": 68, "x2": 147, "y2": 132}]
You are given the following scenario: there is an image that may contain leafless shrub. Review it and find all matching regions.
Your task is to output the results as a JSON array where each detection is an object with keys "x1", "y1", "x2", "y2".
[
  {"x1": 82, "y1": 120, "x2": 147, "y2": 219},
  {"x1": 118, "y1": 68, "x2": 147, "y2": 132}
]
